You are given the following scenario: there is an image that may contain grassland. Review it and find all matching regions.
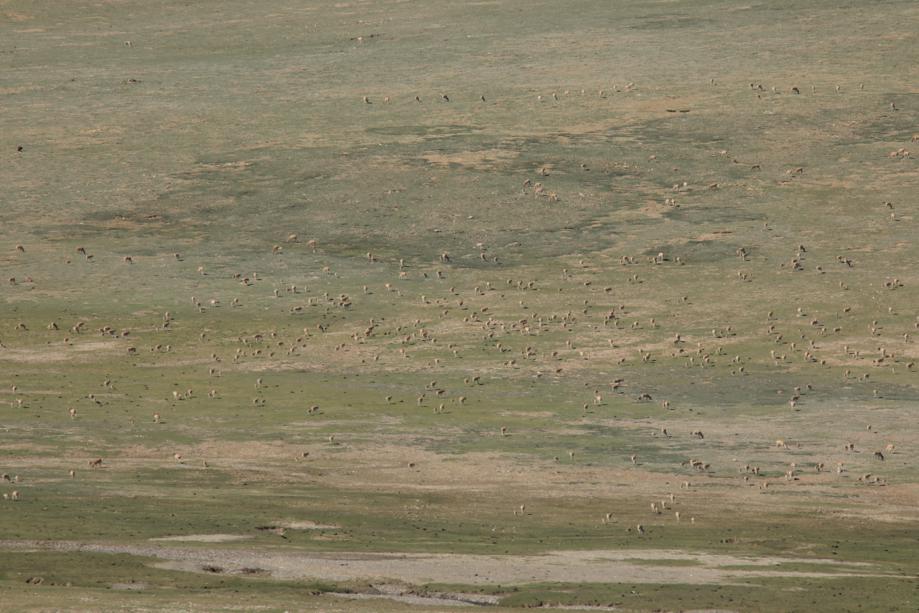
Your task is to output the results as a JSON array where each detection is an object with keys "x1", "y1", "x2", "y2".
[{"x1": 1, "y1": 0, "x2": 919, "y2": 610}]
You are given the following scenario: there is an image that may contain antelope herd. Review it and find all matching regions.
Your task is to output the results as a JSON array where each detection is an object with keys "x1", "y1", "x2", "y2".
[{"x1": 1, "y1": 81, "x2": 914, "y2": 559}]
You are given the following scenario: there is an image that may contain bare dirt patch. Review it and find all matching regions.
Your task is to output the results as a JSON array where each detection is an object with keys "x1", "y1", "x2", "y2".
[
  {"x1": 0, "y1": 341, "x2": 123, "y2": 364},
  {"x1": 150, "y1": 534, "x2": 253, "y2": 543},
  {"x1": 281, "y1": 520, "x2": 341, "y2": 530},
  {"x1": 422, "y1": 149, "x2": 520, "y2": 170},
  {"x1": 0, "y1": 541, "x2": 903, "y2": 587}
]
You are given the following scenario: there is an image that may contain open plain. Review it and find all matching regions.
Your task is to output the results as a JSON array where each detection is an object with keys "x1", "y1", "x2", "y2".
[{"x1": 1, "y1": 0, "x2": 919, "y2": 610}]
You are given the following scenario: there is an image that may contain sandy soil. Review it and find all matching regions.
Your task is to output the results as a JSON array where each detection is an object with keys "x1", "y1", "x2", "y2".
[
  {"x1": 150, "y1": 534, "x2": 253, "y2": 543},
  {"x1": 0, "y1": 540, "x2": 906, "y2": 587}
]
